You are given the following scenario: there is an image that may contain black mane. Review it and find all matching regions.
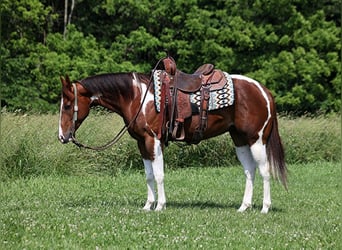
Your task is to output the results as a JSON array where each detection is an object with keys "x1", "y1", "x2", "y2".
[{"x1": 79, "y1": 73, "x2": 138, "y2": 100}]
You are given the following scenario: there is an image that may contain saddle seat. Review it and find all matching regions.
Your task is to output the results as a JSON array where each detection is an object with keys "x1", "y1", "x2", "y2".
[
  {"x1": 176, "y1": 64, "x2": 214, "y2": 92},
  {"x1": 162, "y1": 57, "x2": 225, "y2": 93},
  {"x1": 176, "y1": 68, "x2": 225, "y2": 93}
]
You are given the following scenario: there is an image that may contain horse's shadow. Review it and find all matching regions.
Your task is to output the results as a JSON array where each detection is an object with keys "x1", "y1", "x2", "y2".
[
  {"x1": 63, "y1": 198, "x2": 284, "y2": 213},
  {"x1": 166, "y1": 200, "x2": 283, "y2": 212},
  {"x1": 167, "y1": 200, "x2": 239, "y2": 210}
]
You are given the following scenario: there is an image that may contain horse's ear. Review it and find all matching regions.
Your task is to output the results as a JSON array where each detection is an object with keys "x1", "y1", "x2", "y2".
[
  {"x1": 60, "y1": 75, "x2": 74, "y2": 99},
  {"x1": 65, "y1": 74, "x2": 71, "y2": 86},
  {"x1": 60, "y1": 74, "x2": 72, "y2": 89}
]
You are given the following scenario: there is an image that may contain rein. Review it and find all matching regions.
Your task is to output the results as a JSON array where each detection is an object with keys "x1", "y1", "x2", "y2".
[
  {"x1": 70, "y1": 58, "x2": 165, "y2": 150},
  {"x1": 71, "y1": 83, "x2": 129, "y2": 150}
]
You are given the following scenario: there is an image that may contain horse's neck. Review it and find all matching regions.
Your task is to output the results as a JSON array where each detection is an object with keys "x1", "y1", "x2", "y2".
[{"x1": 96, "y1": 73, "x2": 143, "y2": 120}]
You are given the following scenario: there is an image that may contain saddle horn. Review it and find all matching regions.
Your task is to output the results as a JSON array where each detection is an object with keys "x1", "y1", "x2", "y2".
[{"x1": 162, "y1": 56, "x2": 176, "y2": 75}]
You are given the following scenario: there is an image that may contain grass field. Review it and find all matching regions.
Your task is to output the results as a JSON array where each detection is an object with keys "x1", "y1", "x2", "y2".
[
  {"x1": 0, "y1": 162, "x2": 340, "y2": 249},
  {"x1": 0, "y1": 112, "x2": 341, "y2": 249},
  {"x1": 0, "y1": 112, "x2": 340, "y2": 179}
]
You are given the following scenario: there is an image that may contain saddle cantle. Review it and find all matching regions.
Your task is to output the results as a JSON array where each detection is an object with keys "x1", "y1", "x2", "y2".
[
  {"x1": 157, "y1": 56, "x2": 232, "y2": 144},
  {"x1": 194, "y1": 63, "x2": 214, "y2": 75}
]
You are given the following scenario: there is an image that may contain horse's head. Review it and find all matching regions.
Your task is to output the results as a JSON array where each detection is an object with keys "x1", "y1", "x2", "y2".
[{"x1": 58, "y1": 75, "x2": 91, "y2": 144}]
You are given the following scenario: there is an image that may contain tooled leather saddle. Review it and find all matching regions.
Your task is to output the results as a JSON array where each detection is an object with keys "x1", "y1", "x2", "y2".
[{"x1": 157, "y1": 56, "x2": 228, "y2": 144}]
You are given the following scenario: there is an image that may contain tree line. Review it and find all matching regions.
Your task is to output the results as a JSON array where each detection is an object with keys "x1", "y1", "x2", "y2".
[{"x1": 0, "y1": 0, "x2": 340, "y2": 114}]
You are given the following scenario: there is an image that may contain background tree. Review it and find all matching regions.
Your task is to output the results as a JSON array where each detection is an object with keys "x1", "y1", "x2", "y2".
[
  {"x1": 63, "y1": 0, "x2": 75, "y2": 39},
  {"x1": 1, "y1": 0, "x2": 340, "y2": 113}
]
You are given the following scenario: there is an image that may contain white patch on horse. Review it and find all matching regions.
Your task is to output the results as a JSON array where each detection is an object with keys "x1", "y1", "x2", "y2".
[
  {"x1": 236, "y1": 145, "x2": 255, "y2": 212},
  {"x1": 142, "y1": 159, "x2": 155, "y2": 210},
  {"x1": 132, "y1": 72, "x2": 140, "y2": 88},
  {"x1": 90, "y1": 95, "x2": 101, "y2": 102},
  {"x1": 250, "y1": 140, "x2": 271, "y2": 213},
  {"x1": 152, "y1": 137, "x2": 166, "y2": 210},
  {"x1": 142, "y1": 137, "x2": 166, "y2": 211},
  {"x1": 232, "y1": 75, "x2": 271, "y2": 139},
  {"x1": 132, "y1": 73, "x2": 154, "y2": 116},
  {"x1": 58, "y1": 96, "x2": 64, "y2": 139}
]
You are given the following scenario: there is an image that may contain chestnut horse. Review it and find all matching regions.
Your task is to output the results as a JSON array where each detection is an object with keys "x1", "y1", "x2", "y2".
[{"x1": 58, "y1": 67, "x2": 287, "y2": 214}]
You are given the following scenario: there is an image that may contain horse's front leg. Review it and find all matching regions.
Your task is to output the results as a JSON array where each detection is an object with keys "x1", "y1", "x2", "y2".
[
  {"x1": 139, "y1": 137, "x2": 166, "y2": 211},
  {"x1": 142, "y1": 159, "x2": 156, "y2": 210},
  {"x1": 152, "y1": 137, "x2": 166, "y2": 211}
]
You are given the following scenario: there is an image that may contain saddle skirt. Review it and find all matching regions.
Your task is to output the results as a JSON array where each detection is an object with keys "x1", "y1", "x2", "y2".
[{"x1": 153, "y1": 70, "x2": 234, "y2": 113}]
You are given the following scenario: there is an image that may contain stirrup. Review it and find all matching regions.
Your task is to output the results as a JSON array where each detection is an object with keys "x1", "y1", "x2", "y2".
[{"x1": 172, "y1": 121, "x2": 185, "y2": 140}]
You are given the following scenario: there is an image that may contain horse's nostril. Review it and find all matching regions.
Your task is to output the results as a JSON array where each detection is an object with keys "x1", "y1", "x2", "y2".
[{"x1": 59, "y1": 135, "x2": 68, "y2": 144}]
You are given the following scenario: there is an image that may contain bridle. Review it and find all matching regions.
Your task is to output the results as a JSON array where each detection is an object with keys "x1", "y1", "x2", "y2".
[
  {"x1": 69, "y1": 82, "x2": 132, "y2": 150},
  {"x1": 68, "y1": 58, "x2": 165, "y2": 150}
]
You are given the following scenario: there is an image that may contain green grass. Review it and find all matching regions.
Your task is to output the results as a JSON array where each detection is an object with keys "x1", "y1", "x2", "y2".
[
  {"x1": 0, "y1": 112, "x2": 340, "y2": 180},
  {"x1": 0, "y1": 112, "x2": 340, "y2": 248},
  {"x1": 0, "y1": 162, "x2": 340, "y2": 249},
  {"x1": 278, "y1": 114, "x2": 341, "y2": 163}
]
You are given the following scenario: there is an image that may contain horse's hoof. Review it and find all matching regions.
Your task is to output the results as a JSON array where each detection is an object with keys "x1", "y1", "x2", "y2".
[
  {"x1": 261, "y1": 204, "x2": 270, "y2": 214},
  {"x1": 237, "y1": 203, "x2": 251, "y2": 212},
  {"x1": 155, "y1": 203, "x2": 166, "y2": 211},
  {"x1": 142, "y1": 201, "x2": 155, "y2": 211},
  {"x1": 260, "y1": 209, "x2": 269, "y2": 214},
  {"x1": 142, "y1": 206, "x2": 151, "y2": 211}
]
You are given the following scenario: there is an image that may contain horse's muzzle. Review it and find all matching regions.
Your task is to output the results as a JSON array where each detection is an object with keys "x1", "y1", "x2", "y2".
[{"x1": 58, "y1": 134, "x2": 73, "y2": 144}]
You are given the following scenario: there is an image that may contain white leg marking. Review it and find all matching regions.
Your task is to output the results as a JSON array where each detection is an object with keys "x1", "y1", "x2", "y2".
[
  {"x1": 142, "y1": 159, "x2": 156, "y2": 211},
  {"x1": 152, "y1": 138, "x2": 166, "y2": 211},
  {"x1": 58, "y1": 96, "x2": 64, "y2": 139},
  {"x1": 250, "y1": 139, "x2": 271, "y2": 214},
  {"x1": 142, "y1": 138, "x2": 166, "y2": 211},
  {"x1": 236, "y1": 145, "x2": 256, "y2": 212}
]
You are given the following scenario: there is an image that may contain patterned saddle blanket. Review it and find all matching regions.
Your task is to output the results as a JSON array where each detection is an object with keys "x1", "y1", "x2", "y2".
[{"x1": 153, "y1": 70, "x2": 234, "y2": 113}]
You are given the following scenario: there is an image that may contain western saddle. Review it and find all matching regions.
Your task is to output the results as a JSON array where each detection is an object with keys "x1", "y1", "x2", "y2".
[{"x1": 158, "y1": 56, "x2": 227, "y2": 144}]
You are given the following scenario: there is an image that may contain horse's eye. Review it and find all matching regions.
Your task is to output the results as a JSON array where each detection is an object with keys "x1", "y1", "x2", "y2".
[{"x1": 64, "y1": 104, "x2": 71, "y2": 110}]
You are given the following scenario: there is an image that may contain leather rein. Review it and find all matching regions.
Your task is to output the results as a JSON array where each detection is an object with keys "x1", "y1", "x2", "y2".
[
  {"x1": 70, "y1": 59, "x2": 164, "y2": 150},
  {"x1": 70, "y1": 81, "x2": 129, "y2": 150}
]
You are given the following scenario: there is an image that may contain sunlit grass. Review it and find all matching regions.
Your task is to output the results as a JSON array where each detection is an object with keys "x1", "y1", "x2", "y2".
[
  {"x1": 0, "y1": 111, "x2": 340, "y2": 248},
  {"x1": 0, "y1": 163, "x2": 340, "y2": 249}
]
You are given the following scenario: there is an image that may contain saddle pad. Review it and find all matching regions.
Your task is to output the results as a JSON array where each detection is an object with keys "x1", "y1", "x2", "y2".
[
  {"x1": 153, "y1": 70, "x2": 234, "y2": 112},
  {"x1": 190, "y1": 72, "x2": 234, "y2": 111},
  {"x1": 153, "y1": 70, "x2": 164, "y2": 112}
]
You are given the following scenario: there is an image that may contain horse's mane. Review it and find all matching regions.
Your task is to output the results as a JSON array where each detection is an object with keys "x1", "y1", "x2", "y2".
[{"x1": 79, "y1": 73, "x2": 143, "y2": 100}]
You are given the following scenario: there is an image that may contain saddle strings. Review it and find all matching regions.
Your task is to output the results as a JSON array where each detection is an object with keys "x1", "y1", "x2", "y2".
[{"x1": 71, "y1": 57, "x2": 167, "y2": 150}]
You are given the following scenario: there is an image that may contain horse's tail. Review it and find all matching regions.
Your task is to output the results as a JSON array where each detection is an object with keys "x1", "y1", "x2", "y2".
[{"x1": 267, "y1": 114, "x2": 288, "y2": 190}]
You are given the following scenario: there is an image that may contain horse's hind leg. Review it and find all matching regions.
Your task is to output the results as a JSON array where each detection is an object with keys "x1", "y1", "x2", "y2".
[
  {"x1": 250, "y1": 140, "x2": 271, "y2": 213},
  {"x1": 236, "y1": 142, "x2": 271, "y2": 213},
  {"x1": 236, "y1": 145, "x2": 256, "y2": 212}
]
